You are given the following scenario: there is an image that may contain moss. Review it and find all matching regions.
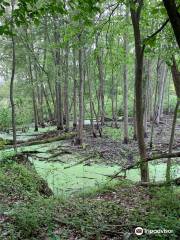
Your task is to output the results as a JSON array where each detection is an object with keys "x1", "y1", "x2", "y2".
[{"x1": 0, "y1": 162, "x2": 52, "y2": 200}]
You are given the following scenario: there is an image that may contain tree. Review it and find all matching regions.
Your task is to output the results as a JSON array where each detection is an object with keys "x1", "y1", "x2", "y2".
[
  {"x1": 130, "y1": 0, "x2": 149, "y2": 182},
  {"x1": 10, "y1": 0, "x2": 17, "y2": 151},
  {"x1": 123, "y1": 9, "x2": 129, "y2": 143},
  {"x1": 166, "y1": 56, "x2": 180, "y2": 182},
  {"x1": 53, "y1": 17, "x2": 64, "y2": 130},
  {"x1": 77, "y1": 34, "x2": 84, "y2": 145},
  {"x1": 163, "y1": 0, "x2": 180, "y2": 48}
]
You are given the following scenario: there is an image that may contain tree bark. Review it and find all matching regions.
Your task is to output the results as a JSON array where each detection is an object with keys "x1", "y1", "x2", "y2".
[
  {"x1": 73, "y1": 49, "x2": 77, "y2": 129},
  {"x1": 10, "y1": 25, "x2": 17, "y2": 151},
  {"x1": 10, "y1": 0, "x2": 17, "y2": 151},
  {"x1": 155, "y1": 62, "x2": 167, "y2": 124},
  {"x1": 28, "y1": 59, "x2": 38, "y2": 132},
  {"x1": 96, "y1": 36, "x2": 105, "y2": 125},
  {"x1": 77, "y1": 34, "x2": 84, "y2": 144},
  {"x1": 163, "y1": 0, "x2": 180, "y2": 48},
  {"x1": 64, "y1": 45, "x2": 69, "y2": 132},
  {"x1": 166, "y1": 100, "x2": 179, "y2": 182},
  {"x1": 123, "y1": 13, "x2": 129, "y2": 143},
  {"x1": 166, "y1": 57, "x2": 180, "y2": 182},
  {"x1": 53, "y1": 18, "x2": 63, "y2": 130},
  {"x1": 86, "y1": 53, "x2": 97, "y2": 137},
  {"x1": 130, "y1": 0, "x2": 149, "y2": 182}
]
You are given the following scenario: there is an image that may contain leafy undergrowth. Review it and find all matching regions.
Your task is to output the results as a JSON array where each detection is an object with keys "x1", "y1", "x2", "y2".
[
  {"x1": 103, "y1": 126, "x2": 134, "y2": 141},
  {"x1": 0, "y1": 161, "x2": 179, "y2": 240}
]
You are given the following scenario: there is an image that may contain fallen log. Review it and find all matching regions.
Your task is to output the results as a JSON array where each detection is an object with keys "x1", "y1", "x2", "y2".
[
  {"x1": 3, "y1": 132, "x2": 76, "y2": 149},
  {"x1": 125, "y1": 151, "x2": 180, "y2": 171},
  {"x1": 111, "y1": 151, "x2": 180, "y2": 180},
  {"x1": 23, "y1": 132, "x2": 76, "y2": 146}
]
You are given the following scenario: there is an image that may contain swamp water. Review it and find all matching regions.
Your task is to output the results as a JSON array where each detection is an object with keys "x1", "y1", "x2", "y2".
[
  {"x1": 0, "y1": 129, "x2": 179, "y2": 196},
  {"x1": 31, "y1": 159, "x2": 179, "y2": 196}
]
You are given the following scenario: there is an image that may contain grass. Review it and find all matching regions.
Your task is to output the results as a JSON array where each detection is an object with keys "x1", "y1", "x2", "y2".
[{"x1": 103, "y1": 125, "x2": 134, "y2": 140}]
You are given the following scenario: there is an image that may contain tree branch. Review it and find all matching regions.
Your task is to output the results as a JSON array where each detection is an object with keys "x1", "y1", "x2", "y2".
[{"x1": 111, "y1": 151, "x2": 180, "y2": 180}]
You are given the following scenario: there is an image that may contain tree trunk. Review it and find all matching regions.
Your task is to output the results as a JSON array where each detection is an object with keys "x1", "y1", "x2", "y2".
[
  {"x1": 166, "y1": 100, "x2": 179, "y2": 182},
  {"x1": 28, "y1": 59, "x2": 38, "y2": 132},
  {"x1": 130, "y1": 0, "x2": 149, "y2": 182},
  {"x1": 171, "y1": 56, "x2": 180, "y2": 99},
  {"x1": 86, "y1": 53, "x2": 97, "y2": 137},
  {"x1": 123, "y1": 16, "x2": 129, "y2": 143},
  {"x1": 155, "y1": 62, "x2": 167, "y2": 124},
  {"x1": 73, "y1": 49, "x2": 77, "y2": 129},
  {"x1": 147, "y1": 60, "x2": 153, "y2": 121},
  {"x1": 111, "y1": 68, "x2": 115, "y2": 127},
  {"x1": 64, "y1": 46, "x2": 69, "y2": 132},
  {"x1": 10, "y1": 24, "x2": 17, "y2": 151},
  {"x1": 53, "y1": 18, "x2": 63, "y2": 130},
  {"x1": 163, "y1": 0, "x2": 180, "y2": 48},
  {"x1": 38, "y1": 84, "x2": 44, "y2": 127},
  {"x1": 149, "y1": 66, "x2": 159, "y2": 148},
  {"x1": 166, "y1": 57, "x2": 180, "y2": 182},
  {"x1": 77, "y1": 35, "x2": 84, "y2": 145},
  {"x1": 96, "y1": 36, "x2": 105, "y2": 125}
]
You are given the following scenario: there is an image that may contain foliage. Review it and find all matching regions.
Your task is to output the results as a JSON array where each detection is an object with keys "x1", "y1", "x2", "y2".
[
  {"x1": 0, "y1": 107, "x2": 11, "y2": 130},
  {"x1": 11, "y1": 198, "x2": 55, "y2": 239},
  {"x1": 103, "y1": 126, "x2": 134, "y2": 140},
  {"x1": 0, "y1": 161, "x2": 45, "y2": 198},
  {"x1": 130, "y1": 187, "x2": 180, "y2": 239},
  {"x1": 0, "y1": 157, "x2": 179, "y2": 239}
]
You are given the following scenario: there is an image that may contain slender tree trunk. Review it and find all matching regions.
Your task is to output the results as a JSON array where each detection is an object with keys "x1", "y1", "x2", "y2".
[
  {"x1": 64, "y1": 46, "x2": 69, "y2": 131},
  {"x1": 143, "y1": 59, "x2": 149, "y2": 138},
  {"x1": 111, "y1": 68, "x2": 115, "y2": 127},
  {"x1": 171, "y1": 56, "x2": 180, "y2": 98},
  {"x1": 115, "y1": 74, "x2": 118, "y2": 128},
  {"x1": 166, "y1": 100, "x2": 179, "y2": 182},
  {"x1": 77, "y1": 35, "x2": 84, "y2": 144},
  {"x1": 123, "y1": 9, "x2": 129, "y2": 143},
  {"x1": 28, "y1": 60, "x2": 38, "y2": 132},
  {"x1": 10, "y1": 26, "x2": 17, "y2": 151},
  {"x1": 133, "y1": 89, "x2": 137, "y2": 140},
  {"x1": 96, "y1": 36, "x2": 105, "y2": 125},
  {"x1": 166, "y1": 57, "x2": 180, "y2": 182},
  {"x1": 147, "y1": 60, "x2": 153, "y2": 121},
  {"x1": 43, "y1": 18, "x2": 55, "y2": 108},
  {"x1": 86, "y1": 55, "x2": 97, "y2": 137},
  {"x1": 73, "y1": 49, "x2": 77, "y2": 129},
  {"x1": 130, "y1": 0, "x2": 149, "y2": 182},
  {"x1": 42, "y1": 84, "x2": 53, "y2": 121},
  {"x1": 150, "y1": 68, "x2": 159, "y2": 148},
  {"x1": 123, "y1": 62, "x2": 129, "y2": 142},
  {"x1": 159, "y1": 68, "x2": 168, "y2": 119},
  {"x1": 155, "y1": 62, "x2": 167, "y2": 124},
  {"x1": 53, "y1": 18, "x2": 63, "y2": 130},
  {"x1": 39, "y1": 84, "x2": 44, "y2": 127}
]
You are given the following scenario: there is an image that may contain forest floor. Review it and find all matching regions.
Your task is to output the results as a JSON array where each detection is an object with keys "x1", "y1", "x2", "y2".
[{"x1": 0, "y1": 114, "x2": 180, "y2": 239}]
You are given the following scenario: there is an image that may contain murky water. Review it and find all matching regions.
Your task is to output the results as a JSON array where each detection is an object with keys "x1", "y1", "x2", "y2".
[
  {"x1": 31, "y1": 158, "x2": 180, "y2": 196},
  {"x1": 0, "y1": 129, "x2": 179, "y2": 196}
]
